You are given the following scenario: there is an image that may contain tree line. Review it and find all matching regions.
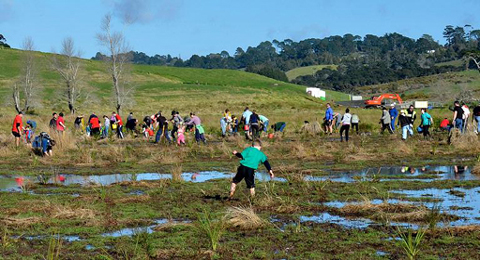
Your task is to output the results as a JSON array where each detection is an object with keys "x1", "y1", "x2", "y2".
[{"x1": 90, "y1": 25, "x2": 479, "y2": 92}]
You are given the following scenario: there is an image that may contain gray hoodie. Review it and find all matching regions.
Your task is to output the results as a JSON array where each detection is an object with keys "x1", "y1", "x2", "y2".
[{"x1": 381, "y1": 110, "x2": 391, "y2": 124}]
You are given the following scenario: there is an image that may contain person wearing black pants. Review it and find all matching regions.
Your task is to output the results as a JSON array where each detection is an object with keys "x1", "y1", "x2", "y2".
[
  {"x1": 420, "y1": 108, "x2": 433, "y2": 139},
  {"x1": 340, "y1": 125, "x2": 350, "y2": 142},
  {"x1": 249, "y1": 111, "x2": 260, "y2": 140},
  {"x1": 340, "y1": 108, "x2": 352, "y2": 142}
]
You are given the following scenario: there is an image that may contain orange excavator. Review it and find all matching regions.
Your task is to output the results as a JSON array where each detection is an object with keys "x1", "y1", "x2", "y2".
[{"x1": 364, "y1": 94, "x2": 403, "y2": 108}]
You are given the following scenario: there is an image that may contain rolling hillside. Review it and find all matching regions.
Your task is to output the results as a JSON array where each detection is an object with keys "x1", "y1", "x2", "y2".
[
  {"x1": 286, "y1": 65, "x2": 338, "y2": 81},
  {"x1": 0, "y1": 48, "x2": 349, "y2": 119},
  {"x1": 356, "y1": 70, "x2": 480, "y2": 103}
]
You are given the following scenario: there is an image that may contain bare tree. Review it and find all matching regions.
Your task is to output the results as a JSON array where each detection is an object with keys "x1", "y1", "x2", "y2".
[
  {"x1": 51, "y1": 37, "x2": 82, "y2": 114},
  {"x1": 464, "y1": 50, "x2": 480, "y2": 73},
  {"x1": 96, "y1": 14, "x2": 133, "y2": 115},
  {"x1": 12, "y1": 37, "x2": 39, "y2": 113}
]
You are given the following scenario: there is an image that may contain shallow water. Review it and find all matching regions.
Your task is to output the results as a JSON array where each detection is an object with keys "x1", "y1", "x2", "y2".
[
  {"x1": 298, "y1": 212, "x2": 419, "y2": 230},
  {"x1": 299, "y1": 213, "x2": 373, "y2": 229},
  {"x1": 321, "y1": 186, "x2": 480, "y2": 229},
  {"x1": 16, "y1": 219, "x2": 187, "y2": 243},
  {"x1": 308, "y1": 165, "x2": 479, "y2": 183},
  {"x1": 0, "y1": 165, "x2": 477, "y2": 192},
  {"x1": 101, "y1": 219, "x2": 168, "y2": 237},
  {"x1": 393, "y1": 187, "x2": 480, "y2": 226}
]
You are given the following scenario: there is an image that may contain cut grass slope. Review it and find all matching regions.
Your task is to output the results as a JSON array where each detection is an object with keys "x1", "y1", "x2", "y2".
[
  {"x1": 356, "y1": 70, "x2": 480, "y2": 102},
  {"x1": 286, "y1": 65, "x2": 338, "y2": 81},
  {"x1": 0, "y1": 48, "x2": 349, "y2": 116}
]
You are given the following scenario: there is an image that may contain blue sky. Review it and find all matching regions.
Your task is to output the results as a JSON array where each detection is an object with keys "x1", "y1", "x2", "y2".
[{"x1": 0, "y1": 0, "x2": 478, "y2": 59}]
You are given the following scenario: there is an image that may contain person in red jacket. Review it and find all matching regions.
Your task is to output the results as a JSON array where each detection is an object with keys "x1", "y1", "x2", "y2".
[
  {"x1": 12, "y1": 112, "x2": 24, "y2": 147},
  {"x1": 56, "y1": 112, "x2": 66, "y2": 136},
  {"x1": 440, "y1": 118, "x2": 450, "y2": 131},
  {"x1": 112, "y1": 112, "x2": 124, "y2": 139},
  {"x1": 89, "y1": 113, "x2": 101, "y2": 137}
]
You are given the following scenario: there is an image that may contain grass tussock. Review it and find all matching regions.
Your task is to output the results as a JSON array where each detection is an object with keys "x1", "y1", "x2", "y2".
[
  {"x1": 339, "y1": 202, "x2": 456, "y2": 223},
  {"x1": 449, "y1": 129, "x2": 480, "y2": 149},
  {"x1": 472, "y1": 161, "x2": 480, "y2": 175},
  {"x1": 0, "y1": 217, "x2": 42, "y2": 227},
  {"x1": 171, "y1": 164, "x2": 183, "y2": 182},
  {"x1": 223, "y1": 206, "x2": 266, "y2": 230}
]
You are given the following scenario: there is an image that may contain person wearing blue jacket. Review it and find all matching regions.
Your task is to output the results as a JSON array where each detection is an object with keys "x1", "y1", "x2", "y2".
[
  {"x1": 324, "y1": 103, "x2": 334, "y2": 135},
  {"x1": 389, "y1": 103, "x2": 398, "y2": 132}
]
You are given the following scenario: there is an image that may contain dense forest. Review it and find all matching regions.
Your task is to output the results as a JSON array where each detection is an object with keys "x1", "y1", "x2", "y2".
[{"x1": 88, "y1": 25, "x2": 477, "y2": 92}]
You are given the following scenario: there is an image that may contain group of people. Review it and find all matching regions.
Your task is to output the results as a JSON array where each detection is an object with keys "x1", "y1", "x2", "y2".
[
  {"x1": 324, "y1": 101, "x2": 480, "y2": 142},
  {"x1": 11, "y1": 100, "x2": 480, "y2": 156},
  {"x1": 71, "y1": 111, "x2": 208, "y2": 145},
  {"x1": 223, "y1": 107, "x2": 286, "y2": 140},
  {"x1": 12, "y1": 112, "x2": 55, "y2": 156},
  {"x1": 324, "y1": 103, "x2": 360, "y2": 141}
]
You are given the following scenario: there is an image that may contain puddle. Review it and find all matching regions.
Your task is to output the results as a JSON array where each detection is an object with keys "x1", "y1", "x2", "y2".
[
  {"x1": 0, "y1": 171, "x2": 285, "y2": 192},
  {"x1": 320, "y1": 186, "x2": 480, "y2": 229},
  {"x1": 0, "y1": 165, "x2": 477, "y2": 193},
  {"x1": 17, "y1": 219, "x2": 188, "y2": 242},
  {"x1": 300, "y1": 213, "x2": 374, "y2": 229},
  {"x1": 16, "y1": 235, "x2": 81, "y2": 242},
  {"x1": 101, "y1": 219, "x2": 168, "y2": 237},
  {"x1": 309, "y1": 165, "x2": 479, "y2": 183},
  {"x1": 393, "y1": 187, "x2": 480, "y2": 226},
  {"x1": 298, "y1": 212, "x2": 419, "y2": 230}
]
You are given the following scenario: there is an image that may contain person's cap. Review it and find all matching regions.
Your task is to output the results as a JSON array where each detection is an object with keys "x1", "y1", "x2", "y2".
[{"x1": 391, "y1": 103, "x2": 395, "y2": 107}]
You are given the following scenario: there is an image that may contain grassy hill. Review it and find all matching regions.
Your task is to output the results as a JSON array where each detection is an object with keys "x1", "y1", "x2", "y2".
[
  {"x1": 286, "y1": 65, "x2": 338, "y2": 81},
  {"x1": 0, "y1": 48, "x2": 349, "y2": 130},
  {"x1": 356, "y1": 70, "x2": 480, "y2": 103}
]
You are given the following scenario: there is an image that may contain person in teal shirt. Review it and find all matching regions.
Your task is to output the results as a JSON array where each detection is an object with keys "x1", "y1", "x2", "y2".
[
  {"x1": 420, "y1": 108, "x2": 433, "y2": 139},
  {"x1": 258, "y1": 114, "x2": 269, "y2": 133},
  {"x1": 230, "y1": 140, "x2": 274, "y2": 198}
]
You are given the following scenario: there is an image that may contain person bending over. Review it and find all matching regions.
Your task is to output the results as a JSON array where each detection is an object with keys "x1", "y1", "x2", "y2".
[{"x1": 230, "y1": 140, "x2": 274, "y2": 198}]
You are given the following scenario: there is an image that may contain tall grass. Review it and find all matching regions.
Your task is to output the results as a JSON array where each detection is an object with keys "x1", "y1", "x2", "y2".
[
  {"x1": 171, "y1": 164, "x2": 183, "y2": 183},
  {"x1": 197, "y1": 210, "x2": 225, "y2": 252},
  {"x1": 396, "y1": 227, "x2": 426, "y2": 260},
  {"x1": 45, "y1": 233, "x2": 62, "y2": 260},
  {"x1": 425, "y1": 202, "x2": 442, "y2": 230}
]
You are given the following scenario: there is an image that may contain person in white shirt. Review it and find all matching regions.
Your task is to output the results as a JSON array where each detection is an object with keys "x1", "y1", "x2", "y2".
[
  {"x1": 340, "y1": 108, "x2": 352, "y2": 142},
  {"x1": 462, "y1": 103, "x2": 471, "y2": 132},
  {"x1": 351, "y1": 113, "x2": 360, "y2": 134}
]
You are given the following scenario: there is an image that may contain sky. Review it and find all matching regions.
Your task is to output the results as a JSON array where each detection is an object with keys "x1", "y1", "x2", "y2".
[{"x1": 0, "y1": 0, "x2": 479, "y2": 59}]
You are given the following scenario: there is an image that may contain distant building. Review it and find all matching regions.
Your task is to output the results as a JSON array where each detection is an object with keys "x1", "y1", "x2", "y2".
[{"x1": 306, "y1": 87, "x2": 326, "y2": 100}]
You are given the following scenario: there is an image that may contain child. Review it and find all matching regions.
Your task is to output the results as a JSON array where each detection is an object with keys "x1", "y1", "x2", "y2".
[
  {"x1": 177, "y1": 123, "x2": 186, "y2": 145},
  {"x1": 230, "y1": 140, "x2": 274, "y2": 198},
  {"x1": 24, "y1": 125, "x2": 33, "y2": 143},
  {"x1": 231, "y1": 115, "x2": 238, "y2": 134}
]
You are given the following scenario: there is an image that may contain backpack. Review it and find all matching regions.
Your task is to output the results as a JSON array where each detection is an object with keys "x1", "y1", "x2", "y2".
[
  {"x1": 32, "y1": 136, "x2": 42, "y2": 149},
  {"x1": 39, "y1": 132, "x2": 50, "y2": 140}
]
